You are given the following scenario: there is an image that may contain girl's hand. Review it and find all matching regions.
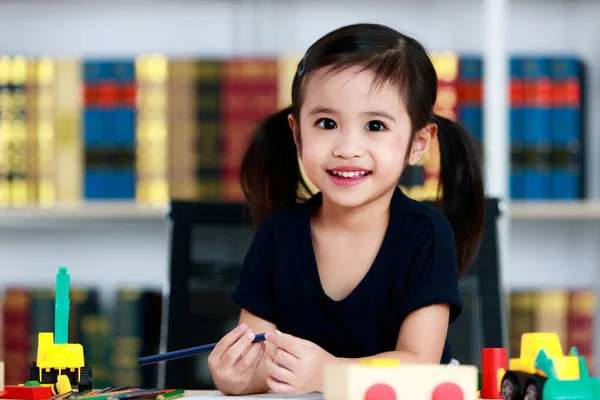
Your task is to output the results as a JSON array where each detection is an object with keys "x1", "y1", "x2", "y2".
[
  {"x1": 207, "y1": 324, "x2": 266, "y2": 395},
  {"x1": 263, "y1": 330, "x2": 336, "y2": 394}
]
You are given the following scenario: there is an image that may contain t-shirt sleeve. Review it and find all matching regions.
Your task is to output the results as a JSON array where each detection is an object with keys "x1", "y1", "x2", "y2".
[
  {"x1": 400, "y1": 215, "x2": 463, "y2": 324},
  {"x1": 229, "y1": 220, "x2": 276, "y2": 323}
]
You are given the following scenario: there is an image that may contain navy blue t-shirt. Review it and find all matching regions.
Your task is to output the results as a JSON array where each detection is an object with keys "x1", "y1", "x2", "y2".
[{"x1": 229, "y1": 187, "x2": 463, "y2": 364}]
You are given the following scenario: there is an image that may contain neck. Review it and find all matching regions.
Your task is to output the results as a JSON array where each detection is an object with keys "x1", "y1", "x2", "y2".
[{"x1": 317, "y1": 188, "x2": 396, "y2": 233}]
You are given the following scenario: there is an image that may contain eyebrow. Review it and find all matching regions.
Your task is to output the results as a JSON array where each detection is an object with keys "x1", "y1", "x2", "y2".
[{"x1": 308, "y1": 106, "x2": 397, "y2": 123}]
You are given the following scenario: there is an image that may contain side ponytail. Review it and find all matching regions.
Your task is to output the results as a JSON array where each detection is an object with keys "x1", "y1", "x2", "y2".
[
  {"x1": 433, "y1": 114, "x2": 485, "y2": 277},
  {"x1": 240, "y1": 106, "x2": 314, "y2": 226}
]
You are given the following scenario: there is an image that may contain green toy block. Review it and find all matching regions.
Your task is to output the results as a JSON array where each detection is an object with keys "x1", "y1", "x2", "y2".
[{"x1": 54, "y1": 267, "x2": 71, "y2": 344}]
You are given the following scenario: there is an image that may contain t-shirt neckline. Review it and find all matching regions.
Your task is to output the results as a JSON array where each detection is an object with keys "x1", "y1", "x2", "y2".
[{"x1": 296, "y1": 187, "x2": 407, "y2": 311}]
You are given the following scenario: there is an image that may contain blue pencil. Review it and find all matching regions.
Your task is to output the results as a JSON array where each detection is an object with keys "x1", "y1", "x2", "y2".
[{"x1": 138, "y1": 333, "x2": 266, "y2": 366}]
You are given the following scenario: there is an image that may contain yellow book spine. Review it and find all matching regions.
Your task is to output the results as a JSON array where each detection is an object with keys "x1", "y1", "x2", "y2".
[
  {"x1": 136, "y1": 54, "x2": 169, "y2": 206},
  {"x1": 0, "y1": 56, "x2": 12, "y2": 207},
  {"x1": 53, "y1": 59, "x2": 83, "y2": 205}
]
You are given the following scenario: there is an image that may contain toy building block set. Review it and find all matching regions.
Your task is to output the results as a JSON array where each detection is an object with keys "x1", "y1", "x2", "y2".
[
  {"x1": 0, "y1": 268, "x2": 184, "y2": 400},
  {"x1": 2, "y1": 267, "x2": 599, "y2": 400},
  {"x1": 320, "y1": 332, "x2": 600, "y2": 400}
]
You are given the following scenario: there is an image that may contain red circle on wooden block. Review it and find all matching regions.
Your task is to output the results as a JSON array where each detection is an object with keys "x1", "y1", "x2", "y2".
[
  {"x1": 431, "y1": 382, "x2": 464, "y2": 400},
  {"x1": 364, "y1": 383, "x2": 397, "y2": 400}
]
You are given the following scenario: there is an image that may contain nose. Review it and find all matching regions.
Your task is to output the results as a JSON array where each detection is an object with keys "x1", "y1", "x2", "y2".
[{"x1": 332, "y1": 128, "x2": 365, "y2": 159}]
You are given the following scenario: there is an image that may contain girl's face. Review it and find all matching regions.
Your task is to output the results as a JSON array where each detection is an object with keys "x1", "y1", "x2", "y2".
[{"x1": 289, "y1": 66, "x2": 432, "y2": 209}]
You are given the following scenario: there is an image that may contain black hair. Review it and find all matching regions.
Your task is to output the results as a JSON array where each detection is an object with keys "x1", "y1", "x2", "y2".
[{"x1": 240, "y1": 23, "x2": 485, "y2": 276}]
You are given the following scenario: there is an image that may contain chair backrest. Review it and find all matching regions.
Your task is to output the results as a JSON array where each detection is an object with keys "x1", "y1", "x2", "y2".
[
  {"x1": 444, "y1": 198, "x2": 507, "y2": 367},
  {"x1": 158, "y1": 201, "x2": 255, "y2": 390},
  {"x1": 157, "y1": 197, "x2": 506, "y2": 389}
]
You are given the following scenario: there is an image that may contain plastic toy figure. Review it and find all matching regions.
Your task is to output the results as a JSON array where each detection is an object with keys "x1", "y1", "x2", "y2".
[{"x1": 28, "y1": 267, "x2": 93, "y2": 392}]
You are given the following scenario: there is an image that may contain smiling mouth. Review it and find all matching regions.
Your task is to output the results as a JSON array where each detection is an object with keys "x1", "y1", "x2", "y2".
[{"x1": 326, "y1": 170, "x2": 372, "y2": 178}]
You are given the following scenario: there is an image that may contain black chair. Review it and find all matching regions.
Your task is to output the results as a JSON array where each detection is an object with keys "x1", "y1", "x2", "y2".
[
  {"x1": 443, "y1": 199, "x2": 507, "y2": 367},
  {"x1": 157, "y1": 197, "x2": 506, "y2": 389},
  {"x1": 157, "y1": 201, "x2": 255, "y2": 390}
]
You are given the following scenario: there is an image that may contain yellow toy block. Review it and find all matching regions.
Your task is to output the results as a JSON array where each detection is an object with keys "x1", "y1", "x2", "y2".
[
  {"x1": 359, "y1": 359, "x2": 400, "y2": 367},
  {"x1": 323, "y1": 362, "x2": 478, "y2": 400},
  {"x1": 51, "y1": 375, "x2": 72, "y2": 395}
]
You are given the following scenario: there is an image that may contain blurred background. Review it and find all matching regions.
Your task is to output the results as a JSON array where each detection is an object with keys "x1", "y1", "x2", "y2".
[{"x1": 0, "y1": 0, "x2": 597, "y2": 391}]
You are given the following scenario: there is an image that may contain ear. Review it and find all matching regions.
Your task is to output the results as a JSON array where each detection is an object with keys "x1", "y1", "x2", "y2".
[
  {"x1": 288, "y1": 113, "x2": 302, "y2": 156},
  {"x1": 408, "y1": 123, "x2": 437, "y2": 166}
]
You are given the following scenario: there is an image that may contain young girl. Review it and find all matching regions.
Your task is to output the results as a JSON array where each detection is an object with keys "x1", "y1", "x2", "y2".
[{"x1": 207, "y1": 22, "x2": 485, "y2": 396}]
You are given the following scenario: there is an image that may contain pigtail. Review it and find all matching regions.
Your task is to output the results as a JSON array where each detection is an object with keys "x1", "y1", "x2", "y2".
[
  {"x1": 433, "y1": 114, "x2": 485, "y2": 277},
  {"x1": 240, "y1": 106, "x2": 312, "y2": 227}
]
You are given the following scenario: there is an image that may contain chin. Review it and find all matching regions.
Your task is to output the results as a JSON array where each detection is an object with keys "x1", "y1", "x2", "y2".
[
  {"x1": 323, "y1": 191, "x2": 372, "y2": 209},
  {"x1": 320, "y1": 180, "x2": 394, "y2": 210}
]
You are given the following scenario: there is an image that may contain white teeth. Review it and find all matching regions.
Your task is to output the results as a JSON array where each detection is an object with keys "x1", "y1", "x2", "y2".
[{"x1": 331, "y1": 170, "x2": 368, "y2": 177}]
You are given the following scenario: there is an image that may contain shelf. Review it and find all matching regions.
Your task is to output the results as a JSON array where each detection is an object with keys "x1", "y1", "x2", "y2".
[
  {"x1": 2, "y1": 200, "x2": 600, "y2": 226},
  {"x1": 509, "y1": 201, "x2": 600, "y2": 220},
  {"x1": 0, "y1": 202, "x2": 168, "y2": 226}
]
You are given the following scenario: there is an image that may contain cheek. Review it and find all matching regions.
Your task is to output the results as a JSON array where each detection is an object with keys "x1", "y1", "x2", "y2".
[
  {"x1": 298, "y1": 130, "x2": 326, "y2": 165},
  {"x1": 299, "y1": 140, "x2": 325, "y2": 173},
  {"x1": 375, "y1": 136, "x2": 410, "y2": 170}
]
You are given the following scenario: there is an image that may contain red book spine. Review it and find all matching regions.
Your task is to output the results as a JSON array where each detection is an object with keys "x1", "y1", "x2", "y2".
[
  {"x1": 2, "y1": 289, "x2": 31, "y2": 385},
  {"x1": 220, "y1": 59, "x2": 278, "y2": 200}
]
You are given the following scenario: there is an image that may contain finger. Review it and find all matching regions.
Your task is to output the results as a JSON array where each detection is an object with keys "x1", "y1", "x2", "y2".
[
  {"x1": 267, "y1": 374, "x2": 294, "y2": 394},
  {"x1": 237, "y1": 339, "x2": 254, "y2": 362},
  {"x1": 273, "y1": 346, "x2": 299, "y2": 372},
  {"x1": 264, "y1": 330, "x2": 302, "y2": 358},
  {"x1": 212, "y1": 324, "x2": 248, "y2": 358},
  {"x1": 250, "y1": 342, "x2": 266, "y2": 371},
  {"x1": 221, "y1": 328, "x2": 256, "y2": 367},
  {"x1": 234, "y1": 341, "x2": 265, "y2": 376},
  {"x1": 265, "y1": 352, "x2": 295, "y2": 385}
]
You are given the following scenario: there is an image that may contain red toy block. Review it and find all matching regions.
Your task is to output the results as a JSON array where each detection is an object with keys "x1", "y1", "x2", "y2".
[
  {"x1": 0, "y1": 385, "x2": 53, "y2": 400},
  {"x1": 364, "y1": 383, "x2": 396, "y2": 400},
  {"x1": 481, "y1": 347, "x2": 507, "y2": 399}
]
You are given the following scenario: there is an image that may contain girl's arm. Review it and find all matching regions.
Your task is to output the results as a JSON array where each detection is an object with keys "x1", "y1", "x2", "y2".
[
  {"x1": 237, "y1": 308, "x2": 279, "y2": 394},
  {"x1": 340, "y1": 304, "x2": 450, "y2": 364}
]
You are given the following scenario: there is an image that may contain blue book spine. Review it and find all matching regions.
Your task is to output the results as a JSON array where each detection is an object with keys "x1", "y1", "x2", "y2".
[
  {"x1": 83, "y1": 60, "x2": 107, "y2": 199},
  {"x1": 83, "y1": 60, "x2": 136, "y2": 200},
  {"x1": 550, "y1": 57, "x2": 584, "y2": 200},
  {"x1": 520, "y1": 57, "x2": 552, "y2": 200},
  {"x1": 509, "y1": 57, "x2": 524, "y2": 200},
  {"x1": 109, "y1": 61, "x2": 136, "y2": 200},
  {"x1": 458, "y1": 56, "x2": 483, "y2": 143}
]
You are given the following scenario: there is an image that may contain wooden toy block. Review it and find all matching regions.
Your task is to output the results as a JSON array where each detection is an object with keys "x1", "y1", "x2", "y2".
[
  {"x1": 323, "y1": 362, "x2": 478, "y2": 400},
  {"x1": 481, "y1": 348, "x2": 507, "y2": 399},
  {"x1": 0, "y1": 361, "x2": 4, "y2": 392}
]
